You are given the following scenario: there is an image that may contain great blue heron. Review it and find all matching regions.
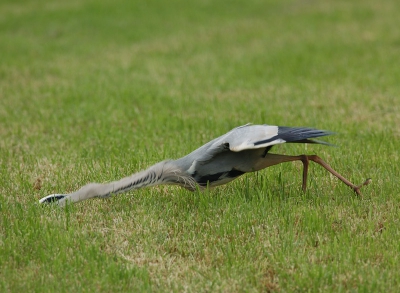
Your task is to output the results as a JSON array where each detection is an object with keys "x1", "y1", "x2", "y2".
[{"x1": 39, "y1": 124, "x2": 370, "y2": 206}]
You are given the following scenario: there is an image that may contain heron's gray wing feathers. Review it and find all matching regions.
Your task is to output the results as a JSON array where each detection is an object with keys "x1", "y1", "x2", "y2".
[
  {"x1": 194, "y1": 124, "x2": 278, "y2": 162},
  {"x1": 197, "y1": 124, "x2": 331, "y2": 162}
]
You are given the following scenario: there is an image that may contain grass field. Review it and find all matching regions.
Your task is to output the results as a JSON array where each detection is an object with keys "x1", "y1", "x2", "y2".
[{"x1": 1, "y1": 0, "x2": 399, "y2": 292}]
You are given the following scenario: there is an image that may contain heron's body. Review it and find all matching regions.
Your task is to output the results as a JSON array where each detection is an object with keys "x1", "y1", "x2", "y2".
[
  {"x1": 175, "y1": 125, "x2": 327, "y2": 187},
  {"x1": 39, "y1": 124, "x2": 370, "y2": 206}
]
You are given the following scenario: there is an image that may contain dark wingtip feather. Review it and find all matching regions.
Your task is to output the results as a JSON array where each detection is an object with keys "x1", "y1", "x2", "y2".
[
  {"x1": 277, "y1": 126, "x2": 335, "y2": 145},
  {"x1": 294, "y1": 138, "x2": 336, "y2": 146}
]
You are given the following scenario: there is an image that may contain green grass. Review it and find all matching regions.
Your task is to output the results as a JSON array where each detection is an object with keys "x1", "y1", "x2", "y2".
[{"x1": 1, "y1": 0, "x2": 399, "y2": 291}]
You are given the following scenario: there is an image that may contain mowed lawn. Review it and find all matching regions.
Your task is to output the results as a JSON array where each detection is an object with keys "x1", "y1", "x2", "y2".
[{"x1": 1, "y1": 0, "x2": 399, "y2": 292}]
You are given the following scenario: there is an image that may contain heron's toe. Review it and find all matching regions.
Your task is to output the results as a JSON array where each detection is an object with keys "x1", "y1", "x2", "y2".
[{"x1": 39, "y1": 194, "x2": 66, "y2": 204}]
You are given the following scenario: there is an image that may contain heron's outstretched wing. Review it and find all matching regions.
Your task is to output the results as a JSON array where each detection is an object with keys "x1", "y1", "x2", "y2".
[{"x1": 197, "y1": 124, "x2": 332, "y2": 162}]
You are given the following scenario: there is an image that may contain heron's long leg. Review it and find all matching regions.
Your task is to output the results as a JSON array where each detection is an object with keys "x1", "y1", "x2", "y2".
[
  {"x1": 299, "y1": 155, "x2": 309, "y2": 192},
  {"x1": 305, "y1": 155, "x2": 371, "y2": 196},
  {"x1": 260, "y1": 153, "x2": 370, "y2": 195},
  {"x1": 277, "y1": 154, "x2": 311, "y2": 193}
]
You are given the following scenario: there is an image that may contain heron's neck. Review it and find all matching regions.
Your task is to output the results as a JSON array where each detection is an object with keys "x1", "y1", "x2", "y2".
[
  {"x1": 106, "y1": 161, "x2": 169, "y2": 195},
  {"x1": 105, "y1": 160, "x2": 196, "y2": 196},
  {"x1": 62, "y1": 160, "x2": 197, "y2": 205}
]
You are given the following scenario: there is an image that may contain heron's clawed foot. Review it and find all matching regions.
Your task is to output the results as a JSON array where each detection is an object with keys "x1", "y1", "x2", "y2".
[
  {"x1": 352, "y1": 178, "x2": 372, "y2": 196},
  {"x1": 39, "y1": 194, "x2": 66, "y2": 204}
]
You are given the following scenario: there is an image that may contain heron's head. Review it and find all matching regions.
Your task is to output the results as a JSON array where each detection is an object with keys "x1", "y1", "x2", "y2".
[{"x1": 39, "y1": 194, "x2": 66, "y2": 204}]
